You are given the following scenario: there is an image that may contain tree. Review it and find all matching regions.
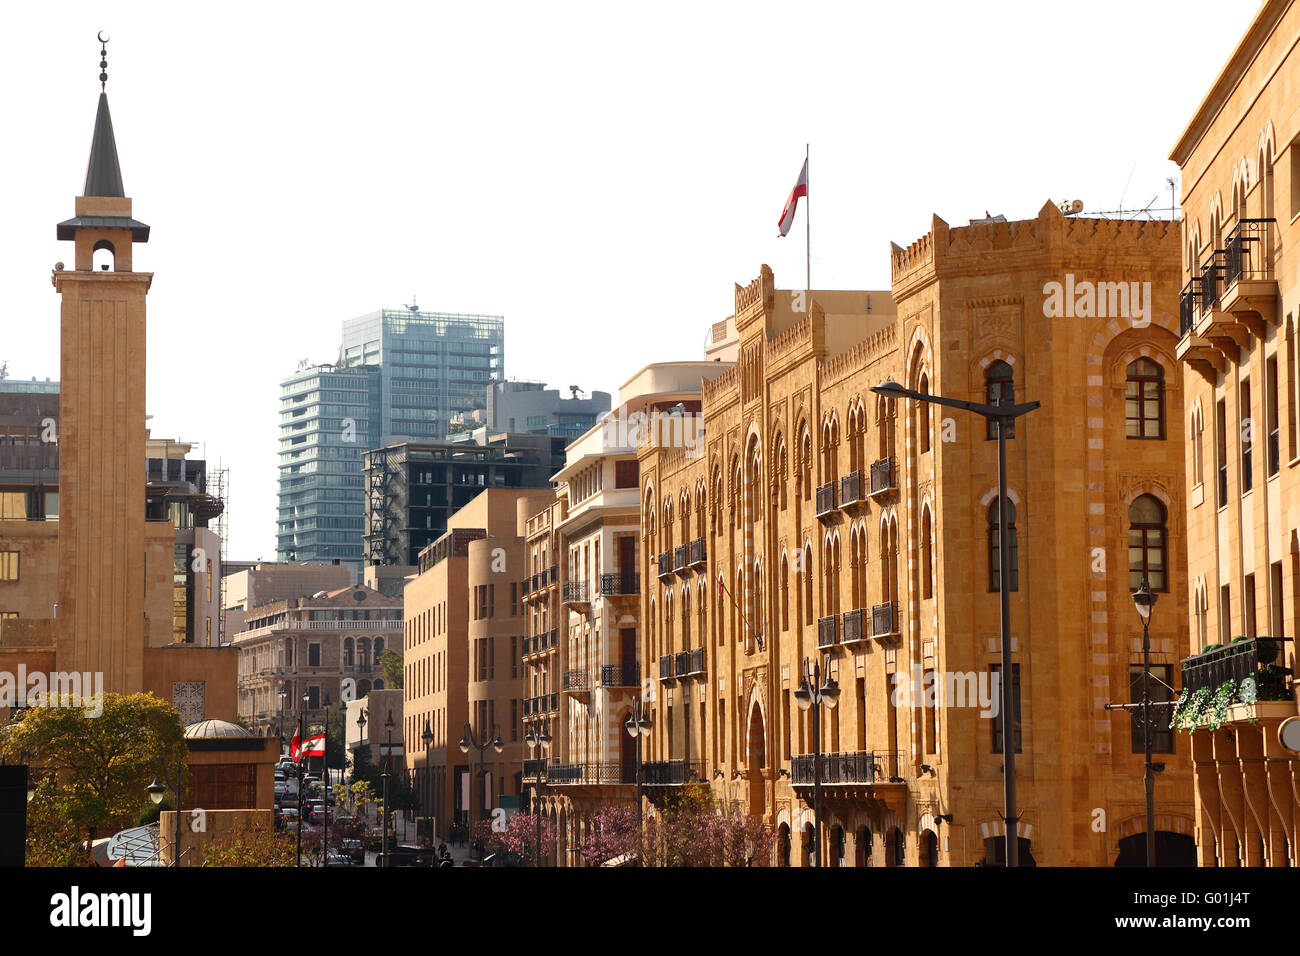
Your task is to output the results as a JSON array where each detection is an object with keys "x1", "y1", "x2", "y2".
[
  {"x1": 474, "y1": 811, "x2": 556, "y2": 865},
  {"x1": 378, "y1": 648, "x2": 404, "y2": 689},
  {"x1": 203, "y1": 822, "x2": 296, "y2": 867},
  {"x1": 324, "y1": 702, "x2": 346, "y2": 769},
  {"x1": 1, "y1": 692, "x2": 189, "y2": 859},
  {"x1": 578, "y1": 785, "x2": 773, "y2": 867}
]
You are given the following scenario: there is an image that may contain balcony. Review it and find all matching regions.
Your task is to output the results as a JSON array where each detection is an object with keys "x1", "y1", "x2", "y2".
[
  {"x1": 1180, "y1": 636, "x2": 1292, "y2": 703},
  {"x1": 525, "y1": 693, "x2": 560, "y2": 716},
  {"x1": 523, "y1": 758, "x2": 546, "y2": 782},
  {"x1": 868, "y1": 458, "x2": 896, "y2": 498},
  {"x1": 1220, "y1": 218, "x2": 1278, "y2": 326},
  {"x1": 563, "y1": 670, "x2": 589, "y2": 693},
  {"x1": 521, "y1": 577, "x2": 532, "y2": 597},
  {"x1": 842, "y1": 608, "x2": 866, "y2": 645},
  {"x1": 658, "y1": 654, "x2": 674, "y2": 681},
  {"x1": 562, "y1": 581, "x2": 589, "y2": 609},
  {"x1": 673, "y1": 545, "x2": 688, "y2": 573},
  {"x1": 872, "y1": 602, "x2": 899, "y2": 641},
  {"x1": 674, "y1": 651, "x2": 690, "y2": 678},
  {"x1": 817, "y1": 614, "x2": 839, "y2": 649},
  {"x1": 815, "y1": 482, "x2": 836, "y2": 520},
  {"x1": 547, "y1": 763, "x2": 635, "y2": 786},
  {"x1": 599, "y1": 572, "x2": 639, "y2": 596},
  {"x1": 686, "y1": 647, "x2": 705, "y2": 676},
  {"x1": 600, "y1": 665, "x2": 639, "y2": 687},
  {"x1": 1175, "y1": 277, "x2": 1225, "y2": 379},
  {"x1": 840, "y1": 471, "x2": 862, "y2": 510},
  {"x1": 642, "y1": 760, "x2": 704, "y2": 786},
  {"x1": 688, "y1": 537, "x2": 706, "y2": 568},
  {"x1": 791, "y1": 751, "x2": 877, "y2": 786},
  {"x1": 657, "y1": 551, "x2": 673, "y2": 579}
]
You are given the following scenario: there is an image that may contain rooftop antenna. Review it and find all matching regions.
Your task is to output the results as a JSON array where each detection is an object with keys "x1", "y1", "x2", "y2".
[
  {"x1": 406, "y1": 294, "x2": 419, "y2": 312},
  {"x1": 97, "y1": 31, "x2": 109, "y2": 91},
  {"x1": 1167, "y1": 177, "x2": 1178, "y2": 220}
]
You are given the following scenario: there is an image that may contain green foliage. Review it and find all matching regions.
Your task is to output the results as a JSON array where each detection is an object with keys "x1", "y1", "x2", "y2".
[
  {"x1": 23, "y1": 779, "x2": 95, "y2": 867},
  {"x1": 378, "y1": 648, "x2": 404, "y2": 689},
  {"x1": 1202, "y1": 680, "x2": 1238, "y2": 731},
  {"x1": 1175, "y1": 687, "x2": 1212, "y2": 732},
  {"x1": 203, "y1": 822, "x2": 297, "y2": 867},
  {"x1": 1, "y1": 692, "x2": 188, "y2": 857},
  {"x1": 325, "y1": 703, "x2": 346, "y2": 769}
]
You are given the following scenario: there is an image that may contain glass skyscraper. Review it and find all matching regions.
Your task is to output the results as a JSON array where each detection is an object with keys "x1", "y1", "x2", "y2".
[{"x1": 276, "y1": 306, "x2": 505, "y2": 571}]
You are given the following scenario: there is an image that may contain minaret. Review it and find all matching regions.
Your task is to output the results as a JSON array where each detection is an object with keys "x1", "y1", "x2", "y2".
[{"x1": 52, "y1": 35, "x2": 152, "y2": 694}]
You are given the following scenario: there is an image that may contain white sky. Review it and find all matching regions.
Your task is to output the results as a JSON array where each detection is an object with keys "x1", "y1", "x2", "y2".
[{"x1": 0, "y1": 1, "x2": 1260, "y2": 561}]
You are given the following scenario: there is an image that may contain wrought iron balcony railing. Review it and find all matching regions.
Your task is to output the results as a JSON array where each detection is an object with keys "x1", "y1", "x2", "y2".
[
  {"x1": 842, "y1": 608, "x2": 865, "y2": 644},
  {"x1": 688, "y1": 537, "x2": 706, "y2": 568},
  {"x1": 642, "y1": 760, "x2": 704, "y2": 786},
  {"x1": 1223, "y1": 218, "x2": 1275, "y2": 287},
  {"x1": 563, "y1": 670, "x2": 589, "y2": 692},
  {"x1": 546, "y1": 763, "x2": 635, "y2": 786},
  {"x1": 869, "y1": 458, "x2": 895, "y2": 496},
  {"x1": 599, "y1": 572, "x2": 639, "y2": 596},
  {"x1": 840, "y1": 471, "x2": 862, "y2": 508},
  {"x1": 674, "y1": 650, "x2": 690, "y2": 678},
  {"x1": 1200, "y1": 251, "x2": 1222, "y2": 314},
  {"x1": 673, "y1": 545, "x2": 688, "y2": 572},
  {"x1": 790, "y1": 751, "x2": 877, "y2": 786},
  {"x1": 562, "y1": 581, "x2": 589, "y2": 604},
  {"x1": 687, "y1": 647, "x2": 705, "y2": 675},
  {"x1": 657, "y1": 551, "x2": 673, "y2": 578},
  {"x1": 600, "y1": 664, "x2": 639, "y2": 687},
  {"x1": 1179, "y1": 278, "x2": 1200, "y2": 336},
  {"x1": 872, "y1": 601, "x2": 898, "y2": 639},
  {"x1": 1180, "y1": 636, "x2": 1292, "y2": 700},
  {"x1": 658, "y1": 654, "x2": 674, "y2": 681},
  {"x1": 817, "y1": 614, "x2": 839, "y2": 649},
  {"x1": 815, "y1": 482, "x2": 836, "y2": 518}
]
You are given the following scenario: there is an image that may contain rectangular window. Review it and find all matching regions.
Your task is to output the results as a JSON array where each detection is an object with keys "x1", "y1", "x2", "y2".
[
  {"x1": 511, "y1": 636, "x2": 518, "y2": 678},
  {"x1": 1289, "y1": 315, "x2": 1298, "y2": 461},
  {"x1": 990, "y1": 663, "x2": 1022, "y2": 754},
  {"x1": 1219, "y1": 584, "x2": 1231, "y2": 645},
  {"x1": 307, "y1": 686, "x2": 320, "y2": 710},
  {"x1": 510, "y1": 582, "x2": 518, "y2": 616},
  {"x1": 1241, "y1": 379, "x2": 1253, "y2": 493},
  {"x1": 1268, "y1": 355, "x2": 1281, "y2": 476},
  {"x1": 0, "y1": 492, "x2": 25, "y2": 520},
  {"x1": 308, "y1": 643, "x2": 321, "y2": 667},
  {"x1": 615, "y1": 459, "x2": 639, "y2": 489},
  {"x1": 1216, "y1": 398, "x2": 1228, "y2": 506},
  {"x1": 923, "y1": 669, "x2": 938, "y2": 755},
  {"x1": 511, "y1": 699, "x2": 518, "y2": 740},
  {"x1": 1128, "y1": 664, "x2": 1175, "y2": 754},
  {"x1": 1291, "y1": 142, "x2": 1300, "y2": 220},
  {"x1": 1272, "y1": 561, "x2": 1285, "y2": 639},
  {"x1": 1245, "y1": 573, "x2": 1257, "y2": 639},
  {"x1": 488, "y1": 583, "x2": 495, "y2": 619},
  {"x1": 0, "y1": 551, "x2": 18, "y2": 581}
]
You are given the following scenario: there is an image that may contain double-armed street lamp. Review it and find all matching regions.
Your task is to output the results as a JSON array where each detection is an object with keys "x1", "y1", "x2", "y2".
[
  {"x1": 458, "y1": 720, "x2": 503, "y2": 857},
  {"x1": 381, "y1": 710, "x2": 395, "y2": 868},
  {"x1": 524, "y1": 721, "x2": 551, "y2": 866},
  {"x1": 794, "y1": 653, "x2": 839, "y2": 867},
  {"x1": 421, "y1": 719, "x2": 435, "y2": 847},
  {"x1": 873, "y1": 379, "x2": 1045, "y2": 868},
  {"x1": 624, "y1": 698, "x2": 652, "y2": 834}
]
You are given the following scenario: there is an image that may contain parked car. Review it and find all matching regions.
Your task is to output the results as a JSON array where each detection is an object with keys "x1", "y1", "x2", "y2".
[
  {"x1": 277, "y1": 761, "x2": 299, "y2": 778},
  {"x1": 279, "y1": 807, "x2": 299, "y2": 826},
  {"x1": 274, "y1": 782, "x2": 290, "y2": 801},
  {"x1": 279, "y1": 792, "x2": 299, "y2": 808},
  {"x1": 307, "y1": 801, "x2": 333, "y2": 824}
]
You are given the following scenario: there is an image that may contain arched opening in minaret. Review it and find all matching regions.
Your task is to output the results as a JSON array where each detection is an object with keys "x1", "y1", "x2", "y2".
[{"x1": 92, "y1": 240, "x2": 115, "y2": 272}]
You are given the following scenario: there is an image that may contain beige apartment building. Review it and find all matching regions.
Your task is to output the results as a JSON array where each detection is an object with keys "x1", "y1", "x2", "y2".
[
  {"x1": 523, "y1": 362, "x2": 731, "y2": 863},
  {"x1": 403, "y1": 487, "x2": 553, "y2": 840},
  {"x1": 1171, "y1": 0, "x2": 1300, "y2": 867},
  {"x1": 234, "y1": 584, "x2": 401, "y2": 738},
  {"x1": 639, "y1": 229, "x2": 1191, "y2": 866}
]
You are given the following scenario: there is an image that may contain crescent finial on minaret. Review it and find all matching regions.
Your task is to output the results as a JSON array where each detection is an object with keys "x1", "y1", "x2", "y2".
[{"x1": 97, "y1": 32, "x2": 109, "y2": 91}]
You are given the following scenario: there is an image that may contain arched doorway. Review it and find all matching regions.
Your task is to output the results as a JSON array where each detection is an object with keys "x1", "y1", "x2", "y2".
[
  {"x1": 831, "y1": 825, "x2": 846, "y2": 867},
  {"x1": 856, "y1": 826, "x2": 872, "y2": 867},
  {"x1": 777, "y1": 824, "x2": 791, "y2": 867},
  {"x1": 887, "y1": 827, "x2": 905, "y2": 866},
  {"x1": 746, "y1": 703, "x2": 765, "y2": 818},
  {"x1": 1114, "y1": 832, "x2": 1198, "y2": 867},
  {"x1": 982, "y1": 836, "x2": 1036, "y2": 866},
  {"x1": 801, "y1": 823, "x2": 815, "y2": 867},
  {"x1": 920, "y1": 829, "x2": 939, "y2": 867},
  {"x1": 557, "y1": 808, "x2": 568, "y2": 868}
]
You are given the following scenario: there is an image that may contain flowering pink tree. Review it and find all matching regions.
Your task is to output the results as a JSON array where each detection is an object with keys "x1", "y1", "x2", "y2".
[
  {"x1": 578, "y1": 786, "x2": 773, "y2": 867},
  {"x1": 472, "y1": 811, "x2": 556, "y2": 864}
]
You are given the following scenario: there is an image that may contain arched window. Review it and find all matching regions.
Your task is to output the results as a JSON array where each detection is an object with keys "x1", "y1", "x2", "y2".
[
  {"x1": 1126, "y1": 359, "x2": 1165, "y2": 439},
  {"x1": 803, "y1": 544, "x2": 814, "y2": 625},
  {"x1": 1191, "y1": 406, "x2": 1204, "y2": 489},
  {"x1": 987, "y1": 498, "x2": 1019, "y2": 592},
  {"x1": 374, "y1": 636, "x2": 385, "y2": 657},
  {"x1": 780, "y1": 554, "x2": 790, "y2": 631},
  {"x1": 343, "y1": 637, "x2": 354, "y2": 667},
  {"x1": 985, "y1": 361, "x2": 1015, "y2": 440},
  {"x1": 1128, "y1": 494, "x2": 1168, "y2": 592},
  {"x1": 681, "y1": 586, "x2": 691, "y2": 646},
  {"x1": 917, "y1": 373, "x2": 931, "y2": 453},
  {"x1": 921, "y1": 507, "x2": 933, "y2": 600},
  {"x1": 799, "y1": 427, "x2": 812, "y2": 502},
  {"x1": 878, "y1": 398, "x2": 896, "y2": 460}
]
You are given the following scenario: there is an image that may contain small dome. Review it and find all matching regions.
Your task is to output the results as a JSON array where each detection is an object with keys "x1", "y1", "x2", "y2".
[{"x1": 184, "y1": 718, "x2": 256, "y2": 739}]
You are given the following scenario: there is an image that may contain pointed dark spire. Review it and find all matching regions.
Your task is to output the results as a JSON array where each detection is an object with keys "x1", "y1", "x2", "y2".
[{"x1": 83, "y1": 92, "x2": 125, "y2": 197}]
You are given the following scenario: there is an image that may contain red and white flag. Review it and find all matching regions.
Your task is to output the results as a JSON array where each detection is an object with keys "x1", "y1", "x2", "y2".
[
  {"x1": 777, "y1": 158, "x2": 808, "y2": 237},
  {"x1": 290, "y1": 720, "x2": 302, "y2": 761},
  {"x1": 299, "y1": 733, "x2": 326, "y2": 759}
]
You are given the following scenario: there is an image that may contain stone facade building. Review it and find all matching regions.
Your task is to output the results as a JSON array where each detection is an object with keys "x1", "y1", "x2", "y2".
[
  {"x1": 638, "y1": 227, "x2": 1191, "y2": 865},
  {"x1": 1171, "y1": 0, "x2": 1300, "y2": 867}
]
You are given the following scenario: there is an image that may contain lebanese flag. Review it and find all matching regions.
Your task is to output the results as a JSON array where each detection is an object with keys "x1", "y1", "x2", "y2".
[
  {"x1": 299, "y1": 733, "x2": 326, "y2": 759},
  {"x1": 290, "y1": 720, "x2": 302, "y2": 761},
  {"x1": 777, "y1": 158, "x2": 808, "y2": 237}
]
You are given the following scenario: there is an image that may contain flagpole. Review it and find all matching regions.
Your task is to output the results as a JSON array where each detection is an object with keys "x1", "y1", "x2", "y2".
[
  {"x1": 322, "y1": 718, "x2": 329, "y2": 863},
  {"x1": 805, "y1": 142, "x2": 810, "y2": 296}
]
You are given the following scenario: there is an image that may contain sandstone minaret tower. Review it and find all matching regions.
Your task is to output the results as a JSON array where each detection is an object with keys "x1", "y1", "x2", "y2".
[{"x1": 53, "y1": 36, "x2": 152, "y2": 693}]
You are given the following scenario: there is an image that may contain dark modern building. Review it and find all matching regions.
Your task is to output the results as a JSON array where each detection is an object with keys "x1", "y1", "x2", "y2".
[
  {"x1": 482, "y1": 380, "x2": 611, "y2": 439},
  {"x1": 364, "y1": 433, "x2": 566, "y2": 566}
]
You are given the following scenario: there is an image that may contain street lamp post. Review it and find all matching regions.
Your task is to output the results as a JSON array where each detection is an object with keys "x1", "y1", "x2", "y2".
[
  {"x1": 381, "y1": 710, "x2": 395, "y2": 868},
  {"x1": 624, "y1": 698, "x2": 652, "y2": 835},
  {"x1": 1105, "y1": 579, "x2": 1168, "y2": 867},
  {"x1": 146, "y1": 757, "x2": 185, "y2": 867},
  {"x1": 421, "y1": 719, "x2": 434, "y2": 846},
  {"x1": 793, "y1": 653, "x2": 840, "y2": 867},
  {"x1": 458, "y1": 720, "x2": 503, "y2": 860},
  {"x1": 872, "y1": 379, "x2": 1039, "y2": 867},
  {"x1": 524, "y1": 720, "x2": 552, "y2": 867}
]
